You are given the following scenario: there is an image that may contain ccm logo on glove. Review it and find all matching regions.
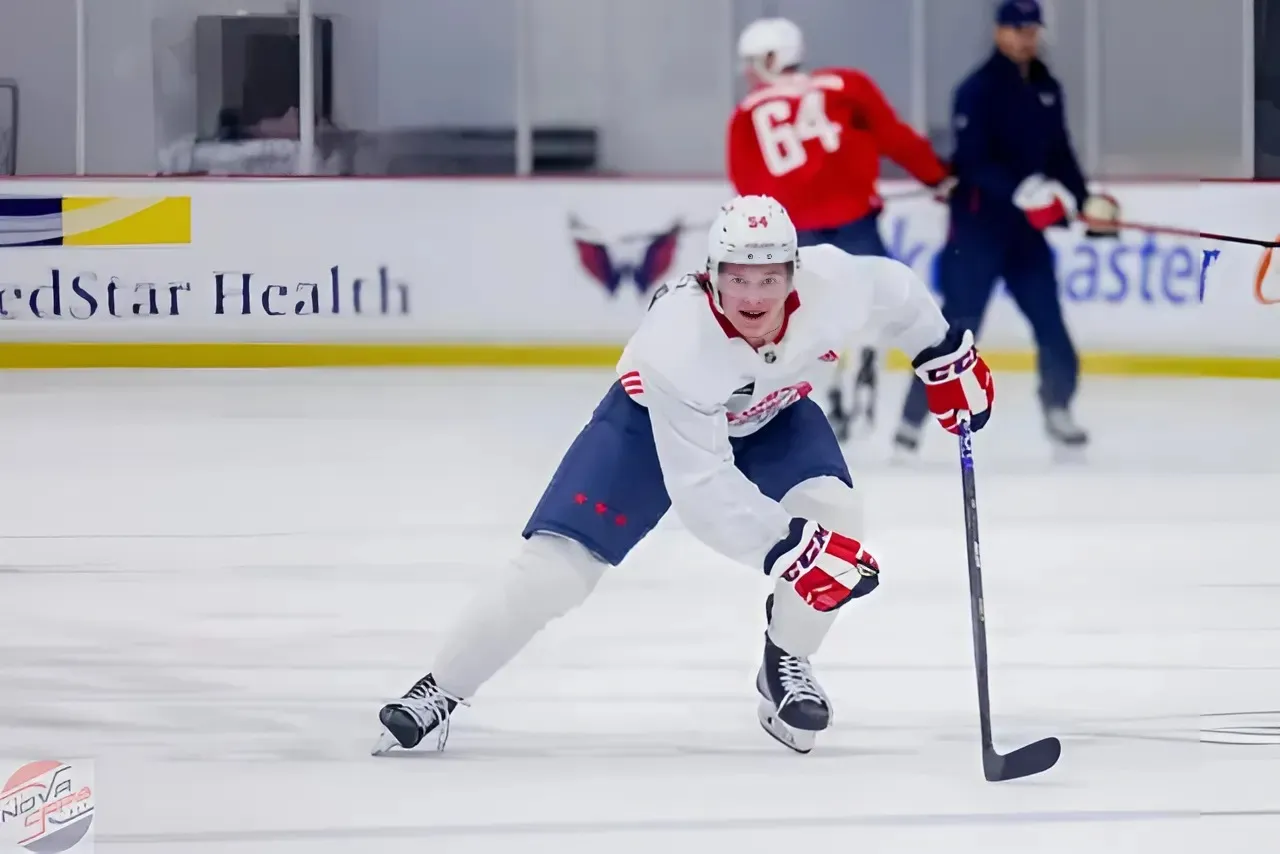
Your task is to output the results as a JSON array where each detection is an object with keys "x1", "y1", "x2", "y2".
[
  {"x1": 767, "y1": 520, "x2": 881, "y2": 613},
  {"x1": 912, "y1": 327, "x2": 994, "y2": 433}
]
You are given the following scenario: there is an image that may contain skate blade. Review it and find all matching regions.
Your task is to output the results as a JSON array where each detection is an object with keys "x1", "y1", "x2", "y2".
[
  {"x1": 371, "y1": 729, "x2": 401, "y2": 756},
  {"x1": 757, "y1": 698, "x2": 816, "y2": 754}
]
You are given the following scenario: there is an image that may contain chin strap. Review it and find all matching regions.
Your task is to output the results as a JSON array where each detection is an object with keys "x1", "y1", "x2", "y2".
[{"x1": 702, "y1": 266, "x2": 727, "y2": 316}]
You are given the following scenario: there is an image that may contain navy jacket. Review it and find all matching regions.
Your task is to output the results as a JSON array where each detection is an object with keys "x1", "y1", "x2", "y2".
[{"x1": 949, "y1": 50, "x2": 1088, "y2": 224}]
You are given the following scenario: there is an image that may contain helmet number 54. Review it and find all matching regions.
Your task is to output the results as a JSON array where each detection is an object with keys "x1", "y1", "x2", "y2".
[{"x1": 751, "y1": 90, "x2": 842, "y2": 177}]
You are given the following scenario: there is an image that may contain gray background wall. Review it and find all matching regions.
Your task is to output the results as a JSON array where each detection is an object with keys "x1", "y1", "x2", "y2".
[{"x1": 0, "y1": 0, "x2": 1252, "y2": 176}]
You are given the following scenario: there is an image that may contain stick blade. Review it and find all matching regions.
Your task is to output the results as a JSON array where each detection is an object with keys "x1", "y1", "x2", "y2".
[{"x1": 983, "y1": 737, "x2": 1061, "y2": 781}]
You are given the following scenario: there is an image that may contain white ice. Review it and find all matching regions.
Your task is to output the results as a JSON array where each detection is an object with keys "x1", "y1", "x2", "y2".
[{"x1": 0, "y1": 368, "x2": 1277, "y2": 853}]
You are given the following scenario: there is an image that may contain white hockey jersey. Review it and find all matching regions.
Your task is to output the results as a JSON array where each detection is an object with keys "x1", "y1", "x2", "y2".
[{"x1": 615, "y1": 243, "x2": 948, "y2": 569}]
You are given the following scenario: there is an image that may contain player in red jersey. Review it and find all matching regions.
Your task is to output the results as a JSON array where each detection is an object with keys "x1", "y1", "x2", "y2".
[{"x1": 727, "y1": 17, "x2": 953, "y2": 441}]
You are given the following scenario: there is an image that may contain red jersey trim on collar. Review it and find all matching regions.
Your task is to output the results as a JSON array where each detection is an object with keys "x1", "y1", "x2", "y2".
[{"x1": 705, "y1": 288, "x2": 801, "y2": 347}]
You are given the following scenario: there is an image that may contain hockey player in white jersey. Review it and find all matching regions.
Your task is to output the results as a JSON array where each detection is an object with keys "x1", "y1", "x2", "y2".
[{"x1": 373, "y1": 195, "x2": 994, "y2": 755}]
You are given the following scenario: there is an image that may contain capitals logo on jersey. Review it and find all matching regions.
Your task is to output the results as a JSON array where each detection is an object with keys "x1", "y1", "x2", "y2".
[
  {"x1": 569, "y1": 216, "x2": 682, "y2": 296},
  {"x1": 727, "y1": 381, "x2": 814, "y2": 428}
]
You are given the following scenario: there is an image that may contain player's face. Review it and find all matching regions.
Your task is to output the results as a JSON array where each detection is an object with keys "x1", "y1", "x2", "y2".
[
  {"x1": 717, "y1": 262, "x2": 792, "y2": 340},
  {"x1": 995, "y1": 24, "x2": 1040, "y2": 64}
]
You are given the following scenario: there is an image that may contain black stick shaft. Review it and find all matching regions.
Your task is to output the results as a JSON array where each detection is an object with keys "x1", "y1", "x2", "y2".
[{"x1": 957, "y1": 420, "x2": 994, "y2": 752}]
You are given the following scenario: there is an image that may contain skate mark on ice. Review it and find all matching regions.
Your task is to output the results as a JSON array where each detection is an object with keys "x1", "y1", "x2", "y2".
[
  {"x1": 0, "y1": 655, "x2": 1233, "y2": 673},
  {"x1": 0, "y1": 521, "x2": 513, "y2": 541},
  {"x1": 95, "y1": 807, "x2": 1203, "y2": 847}
]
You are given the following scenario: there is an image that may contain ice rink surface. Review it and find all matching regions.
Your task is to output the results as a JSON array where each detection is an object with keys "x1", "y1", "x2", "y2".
[{"x1": 0, "y1": 367, "x2": 1277, "y2": 853}]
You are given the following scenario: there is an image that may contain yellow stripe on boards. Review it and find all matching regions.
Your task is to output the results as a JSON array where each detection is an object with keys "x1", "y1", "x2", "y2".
[
  {"x1": 60, "y1": 197, "x2": 192, "y2": 246},
  {"x1": 0, "y1": 342, "x2": 1278, "y2": 378}
]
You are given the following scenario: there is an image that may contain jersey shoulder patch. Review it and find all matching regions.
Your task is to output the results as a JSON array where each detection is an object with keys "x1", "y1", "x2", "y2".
[
  {"x1": 644, "y1": 272, "x2": 708, "y2": 314},
  {"x1": 625, "y1": 275, "x2": 740, "y2": 408}
]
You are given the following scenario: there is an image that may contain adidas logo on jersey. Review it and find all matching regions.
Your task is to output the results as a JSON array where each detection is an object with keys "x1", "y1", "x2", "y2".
[{"x1": 819, "y1": 350, "x2": 840, "y2": 362}]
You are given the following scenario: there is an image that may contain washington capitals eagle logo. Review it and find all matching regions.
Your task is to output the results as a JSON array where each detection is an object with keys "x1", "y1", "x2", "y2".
[{"x1": 569, "y1": 215, "x2": 682, "y2": 296}]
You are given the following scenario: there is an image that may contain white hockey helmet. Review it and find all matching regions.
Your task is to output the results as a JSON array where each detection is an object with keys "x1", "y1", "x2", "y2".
[
  {"x1": 706, "y1": 195, "x2": 798, "y2": 300},
  {"x1": 737, "y1": 18, "x2": 804, "y2": 82}
]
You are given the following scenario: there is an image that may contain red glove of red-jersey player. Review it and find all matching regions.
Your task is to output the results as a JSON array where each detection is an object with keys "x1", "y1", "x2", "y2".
[
  {"x1": 912, "y1": 327, "x2": 994, "y2": 433},
  {"x1": 1012, "y1": 174, "x2": 1074, "y2": 230}
]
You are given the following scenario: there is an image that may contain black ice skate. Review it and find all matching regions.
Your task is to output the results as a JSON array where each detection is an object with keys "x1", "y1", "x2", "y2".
[
  {"x1": 848, "y1": 347, "x2": 878, "y2": 436},
  {"x1": 371, "y1": 673, "x2": 464, "y2": 756},
  {"x1": 827, "y1": 386, "x2": 851, "y2": 443},
  {"x1": 1044, "y1": 407, "x2": 1088, "y2": 453},
  {"x1": 890, "y1": 421, "x2": 922, "y2": 462},
  {"x1": 755, "y1": 631, "x2": 832, "y2": 754}
]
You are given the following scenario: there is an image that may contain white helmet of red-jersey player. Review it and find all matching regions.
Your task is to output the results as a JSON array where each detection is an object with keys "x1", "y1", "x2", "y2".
[
  {"x1": 706, "y1": 195, "x2": 798, "y2": 303},
  {"x1": 737, "y1": 18, "x2": 804, "y2": 82}
]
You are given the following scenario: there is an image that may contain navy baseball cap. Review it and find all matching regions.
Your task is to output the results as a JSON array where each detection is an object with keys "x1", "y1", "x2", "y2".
[{"x1": 996, "y1": 0, "x2": 1043, "y2": 27}]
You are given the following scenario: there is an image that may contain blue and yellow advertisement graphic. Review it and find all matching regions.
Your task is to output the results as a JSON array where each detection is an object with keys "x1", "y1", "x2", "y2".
[{"x1": 0, "y1": 196, "x2": 191, "y2": 247}]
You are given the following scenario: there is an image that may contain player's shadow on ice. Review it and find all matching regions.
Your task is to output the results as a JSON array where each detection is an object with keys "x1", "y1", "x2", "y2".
[{"x1": 370, "y1": 727, "x2": 917, "y2": 762}]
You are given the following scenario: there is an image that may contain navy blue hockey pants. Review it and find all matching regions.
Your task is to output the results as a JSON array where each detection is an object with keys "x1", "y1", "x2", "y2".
[
  {"x1": 901, "y1": 221, "x2": 1079, "y2": 427},
  {"x1": 522, "y1": 382, "x2": 852, "y2": 566}
]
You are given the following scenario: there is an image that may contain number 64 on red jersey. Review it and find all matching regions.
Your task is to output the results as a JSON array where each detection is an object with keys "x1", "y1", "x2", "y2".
[{"x1": 726, "y1": 69, "x2": 948, "y2": 232}]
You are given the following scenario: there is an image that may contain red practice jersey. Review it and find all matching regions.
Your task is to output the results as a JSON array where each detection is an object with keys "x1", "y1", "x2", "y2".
[{"x1": 727, "y1": 69, "x2": 948, "y2": 231}]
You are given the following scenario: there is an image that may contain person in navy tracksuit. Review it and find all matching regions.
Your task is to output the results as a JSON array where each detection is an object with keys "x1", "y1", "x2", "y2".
[{"x1": 894, "y1": 0, "x2": 1118, "y2": 454}]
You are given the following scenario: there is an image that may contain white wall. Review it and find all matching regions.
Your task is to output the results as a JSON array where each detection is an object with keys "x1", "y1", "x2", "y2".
[
  {"x1": 367, "y1": 0, "x2": 738, "y2": 172},
  {"x1": 0, "y1": 0, "x2": 1253, "y2": 176},
  {"x1": 85, "y1": 0, "x2": 294, "y2": 174},
  {"x1": 0, "y1": 0, "x2": 78, "y2": 174},
  {"x1": 0, "y1": 0, "x2": 375, "y2": 174},
  {"x1": 593, "y1": 0, "x2": 735, "y2": 173},
  {"x1": 526, "y1": 0, "x2": 607, "y2": 126},
  {"x1": 374, "y1": 0, "x2": 516, "y2": 128},
  {"x1": 0, "y1": 0, "x2": 735, "y2": 174}
]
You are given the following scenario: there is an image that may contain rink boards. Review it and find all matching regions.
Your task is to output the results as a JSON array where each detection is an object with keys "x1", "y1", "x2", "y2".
[{"x1": 0, "y1": 177, "x2": 1275, "y2": 376}]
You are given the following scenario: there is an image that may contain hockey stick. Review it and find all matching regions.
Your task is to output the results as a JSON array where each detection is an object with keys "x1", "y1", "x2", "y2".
[
  {"x1": 956, "y1": 417, "x2": 1062, "y2": 782},
  {"x1": 879, "y1": 185, "x2": 941, "y2": 204},
  {"x1": 1078, "y1": 216, "x2": 1280, "y2": 248}
]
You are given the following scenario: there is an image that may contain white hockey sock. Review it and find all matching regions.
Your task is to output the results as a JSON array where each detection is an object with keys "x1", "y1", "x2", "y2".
[
  {"x1": 430, "y1": 533, "x2": 605, "y2": 699},
  {"x1": 768, "y1": 475, "x2": 866, "y2": 658},
  {"x1": 768, "y1": 583, "x2": 838, "y2": 658}
]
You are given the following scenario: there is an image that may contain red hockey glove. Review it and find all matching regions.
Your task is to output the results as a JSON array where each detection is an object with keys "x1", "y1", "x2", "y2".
[
  {"x1": 1012, "y1": 174, "x2": 1074, "y2": 230},
  {"x1": 912, "y1": 327, "x2": 994, "y2": 433},
  {"x1": 764, "y1": 519, "x2": 880, "y2": 613}
]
